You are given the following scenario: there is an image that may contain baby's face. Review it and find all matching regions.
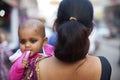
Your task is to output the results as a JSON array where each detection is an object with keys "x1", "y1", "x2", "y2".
[{"x1": 18, "y1": 26, "x2": 46, "y2": 57}]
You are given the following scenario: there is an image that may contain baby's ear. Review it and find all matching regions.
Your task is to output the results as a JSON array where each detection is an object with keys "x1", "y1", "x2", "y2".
[{"x1": 43, "y1": 37, "x2": 48, "y2": 46}]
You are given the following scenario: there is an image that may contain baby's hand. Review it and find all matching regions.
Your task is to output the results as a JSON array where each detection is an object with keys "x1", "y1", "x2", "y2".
[
  {"x1": 22, "y1": 59, "x2": 29, "y2": 67},
  {"x1": 22, "y1": 51, "x2": 30, "y2": 67},
  {"x1": 9, "y1": 51, "x2": 30, "y2": 80}
]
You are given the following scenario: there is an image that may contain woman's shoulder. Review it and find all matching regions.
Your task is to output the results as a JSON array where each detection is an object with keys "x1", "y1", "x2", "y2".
[
  {"x1": 84, "y1": 55, "x2": 102, "y2": 71},
  {"x1": 82, "y1": 55, "x2": 101, "y2": 66},
  {"x1": 37, "y1": 56, "x2": 56, "y2": 73},
  {"x1": 37, "y1": 55, "x2": 102, "y2": 80},
  {"x1": 75, "y1": 55, "x2": 102, "y2": 80},
  {"x1": 38, "y1": 55, "x2": 102, "y2": 70}
]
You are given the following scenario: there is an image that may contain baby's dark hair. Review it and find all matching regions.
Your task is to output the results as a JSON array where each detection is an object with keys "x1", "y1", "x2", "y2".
[{"x1": 54, "y1": 0, "x2": 93, "y2": 63}]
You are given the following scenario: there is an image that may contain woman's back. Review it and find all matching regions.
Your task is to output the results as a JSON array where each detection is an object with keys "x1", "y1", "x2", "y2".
[
  {"x1": 36, "y1": 0, "x2": 111, "y2": 80},
  {"x1": 38, "y1": 55, "x2": 102, "y2": 80}
]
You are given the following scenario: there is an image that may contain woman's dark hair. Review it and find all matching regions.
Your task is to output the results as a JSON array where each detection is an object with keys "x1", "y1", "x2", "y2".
[
  {"x1": 54, "y1": 0, "x2": 94, "y2": 31},
  {"x1": 54, "y1": 0, "x2": 94, "y2": 63},
  {"x1": 54, "y1": 21, "x2": 89, "y2": 63}
]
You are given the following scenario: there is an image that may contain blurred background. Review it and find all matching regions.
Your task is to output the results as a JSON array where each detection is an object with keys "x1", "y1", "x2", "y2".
[{"x1": 0, "y1": 0, "x2": 120, "y2": 80}]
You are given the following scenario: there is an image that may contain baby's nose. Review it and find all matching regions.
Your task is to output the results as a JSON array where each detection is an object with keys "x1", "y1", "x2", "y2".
[{"x1": 25, "y1": 42, "x2": 31, "y2": 50}]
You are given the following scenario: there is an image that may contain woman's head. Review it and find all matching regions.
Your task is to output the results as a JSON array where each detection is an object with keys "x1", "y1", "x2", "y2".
[
  {"x1": 54, "y1": 0, "x2": 94, "y2": 63},
  {"x1": 54, "y1": 0, "x2": 94, "y2": 31}
]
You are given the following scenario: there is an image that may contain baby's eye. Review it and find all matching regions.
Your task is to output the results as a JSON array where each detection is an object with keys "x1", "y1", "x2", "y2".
[
  {"x1": 30, "y1": 39, "x2": 37, "y2": 43},
  {"x1": 20, "y1": 40, "x2": 26, "y2": 44}
]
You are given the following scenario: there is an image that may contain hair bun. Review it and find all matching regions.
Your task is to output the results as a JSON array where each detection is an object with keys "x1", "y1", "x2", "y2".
[{"x1": 69, "y1": 17, "x2": 77, "y2": 21}]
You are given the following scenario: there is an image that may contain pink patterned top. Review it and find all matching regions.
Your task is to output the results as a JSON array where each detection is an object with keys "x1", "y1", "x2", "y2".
[{"x1": 9, "y1": 44, "x2": 54, "y2": 80}]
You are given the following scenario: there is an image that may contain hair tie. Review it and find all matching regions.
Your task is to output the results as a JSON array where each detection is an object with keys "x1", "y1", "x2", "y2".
[{"x1": 69, "y1": 17, "x2": 77, "y2": 21}]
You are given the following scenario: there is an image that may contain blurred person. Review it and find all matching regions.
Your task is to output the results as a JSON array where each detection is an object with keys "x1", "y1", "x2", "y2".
[
  {"x1": 0, "y1": 29, "x2": 8, "y2": 46},
  {"x1": 48, "y1": 31, "x2": 57, "y2": 46},
  {"x1": 89, "y1": 25, "x2": 100, "y2": 54},
  {"x1": 36, "y1": 0, "x2": 112, "y2": 80},
  {"x1": 9, "y1": 19, "x2": 54, "y2": 80},
  {"x1": 0, "y1": 29, "x2": 13, "y2": 80}
]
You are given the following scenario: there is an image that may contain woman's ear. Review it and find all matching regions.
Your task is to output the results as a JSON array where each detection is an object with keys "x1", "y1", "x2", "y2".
[{"x1": 42, "y1": 37, "x2": 48, "y2": 46}]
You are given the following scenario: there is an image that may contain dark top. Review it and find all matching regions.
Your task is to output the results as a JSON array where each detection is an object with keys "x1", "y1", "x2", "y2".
[{"x1": 98, "y1": 56, "x2": 112, "y2": 80}]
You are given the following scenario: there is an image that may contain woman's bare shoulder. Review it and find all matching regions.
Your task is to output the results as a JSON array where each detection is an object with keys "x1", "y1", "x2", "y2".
[
  {"x1": 37, "y1": 55, "x2": 102, "y2": 80},
  {"x1": 75, "y1": 55, "x2": 102, "y2": 80}
]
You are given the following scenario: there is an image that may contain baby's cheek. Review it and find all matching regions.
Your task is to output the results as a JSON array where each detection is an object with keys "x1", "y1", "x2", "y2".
[
  {"x1": 20, "y1": 47, "x2": 25, "y2": 52},
  {"x1": 35, "y1": 46, "x2": 42, "y2": 52}
]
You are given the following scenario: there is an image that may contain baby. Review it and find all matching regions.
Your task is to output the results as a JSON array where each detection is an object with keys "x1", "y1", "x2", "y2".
[{"x1": 9, "y1": 19, "x2": 54, "y2": 80}]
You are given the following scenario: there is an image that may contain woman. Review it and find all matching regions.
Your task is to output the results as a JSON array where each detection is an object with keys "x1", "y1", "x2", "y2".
[{"x1": 36, "y1": 0, "x2": 112, "y2": 80}]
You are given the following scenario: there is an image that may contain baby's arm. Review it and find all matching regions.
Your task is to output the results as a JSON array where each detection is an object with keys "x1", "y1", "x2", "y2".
[{"x1": 9, "y1": 51, "x2": 30, "y2": 80}]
